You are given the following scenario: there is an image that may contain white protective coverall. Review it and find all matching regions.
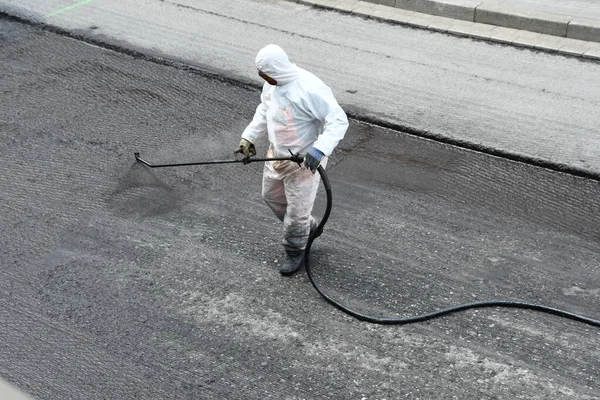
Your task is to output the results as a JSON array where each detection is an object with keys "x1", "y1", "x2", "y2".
[{"x1": 241, "y1": 44, "x2": 349, "y2": 255}]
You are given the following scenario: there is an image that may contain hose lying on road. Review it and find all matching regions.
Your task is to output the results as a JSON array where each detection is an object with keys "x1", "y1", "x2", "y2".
[
  {"x1": 306, "y1": 166, "x2": 600, "y2": 328},
  {"x1": 135, "y1": 152, "x2": 599, "y2": 328}
]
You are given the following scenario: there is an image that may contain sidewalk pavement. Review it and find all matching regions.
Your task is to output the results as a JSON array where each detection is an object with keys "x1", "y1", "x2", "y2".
[
  {"x1": 0, "y1": 379, "x2": 34, "y2": 400},
  {"x1": 294, "y1": 0, "x2": 600, "y2": 60}
]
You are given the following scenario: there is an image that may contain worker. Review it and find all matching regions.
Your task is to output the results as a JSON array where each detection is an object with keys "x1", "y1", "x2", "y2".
[{"x1": 237, "y1": 44, "x2": 349, "y2": 276}]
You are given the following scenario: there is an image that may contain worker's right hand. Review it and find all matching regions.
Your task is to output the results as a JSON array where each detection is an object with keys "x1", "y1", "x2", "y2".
[{"x1": 236, "y1": 138, "x2": 256, "y2": 157}]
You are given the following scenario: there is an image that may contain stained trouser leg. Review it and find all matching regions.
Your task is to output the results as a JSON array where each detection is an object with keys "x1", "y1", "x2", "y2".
[
  {"x1": 282, "y1": 159, "x2": 326, "y2": 255},
  {"x1": 262, "y1": 162, "x2": 286, "y2": 222}
]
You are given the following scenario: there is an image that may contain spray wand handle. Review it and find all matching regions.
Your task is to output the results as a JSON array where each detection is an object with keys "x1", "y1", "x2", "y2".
[{"x1": 288, "y1": 150, "x2": 304, "y2": 166}]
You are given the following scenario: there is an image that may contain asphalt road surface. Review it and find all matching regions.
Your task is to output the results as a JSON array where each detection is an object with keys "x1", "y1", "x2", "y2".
[
  {"x1": 1, "y1": 19, "x2": 599, "y2": 400},
  {"x1": 3, "y1": 0, "x2": 600, "y2": 176}
]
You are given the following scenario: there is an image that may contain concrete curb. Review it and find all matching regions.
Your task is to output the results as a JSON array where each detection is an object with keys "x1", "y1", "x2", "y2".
[
  {"x1": 377, "y1": 0, "x2": 600, "y2": 42},
  {"x1": 295, "y1": 0, "x2": 600, "y2": 61}
]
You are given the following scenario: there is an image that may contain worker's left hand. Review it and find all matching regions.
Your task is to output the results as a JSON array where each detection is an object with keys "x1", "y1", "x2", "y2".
[
  {"x1": 304, "y1": 147, "x2": 325, "y2": 173},
  {"x1": 236, "y1": 138, "x2": 256, "y2": 157}
]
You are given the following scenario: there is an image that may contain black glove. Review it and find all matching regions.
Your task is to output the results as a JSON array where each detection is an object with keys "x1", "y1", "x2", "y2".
[{"x1": 304, "y1": 147, "x2": 325, "y2": 173}]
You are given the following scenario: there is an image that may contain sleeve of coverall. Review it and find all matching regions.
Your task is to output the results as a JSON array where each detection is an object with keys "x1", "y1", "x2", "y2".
[
  {"x1": 305, "y1": 88, "x2": 349, "y2": 156},
  {"x1": 241, "y1": 89, "x2": 268, "y2": 143}
]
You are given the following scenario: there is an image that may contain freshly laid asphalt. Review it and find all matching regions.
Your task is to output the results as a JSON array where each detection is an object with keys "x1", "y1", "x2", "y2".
[
  {"x1": 1, "y1": 0, "x2": 600, "y2": 180},
  {"x1": 1, "y1": 1, "x2": 600, "y2": 399}
]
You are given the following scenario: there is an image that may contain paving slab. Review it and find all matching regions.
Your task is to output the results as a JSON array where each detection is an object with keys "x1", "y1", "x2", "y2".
[
  {"x1": 371, "y1": 6, "x2": 403, "y2": 21},
  {"x1": 559, "y1": 37, "x2": 593, "y2": 55},
  {"x1": 354, "y1": 0, "x2": 600, "y2": 45},
  {"x1": 511, "y1": 30, "x2": 544, "y2": 47},
  {"x1": 427, "y1": 15, "x2": 456, "y2": 32},
  {"x1": 296, "y1": 0, "x2": 600, "y2": 59},
  {"x1": 336, "y1": 1, "x2": 360, "y2": 12},
  {"x1": 385, "y1": 7, "x2": 417, "y2": 23},
  {"x1": 396, "y1": 0, "x2": 479, "y2": 20},
  {"x1": 406, "y1": 11, "x2": 439, "y2": 28},
  {"x1": 463, "y1": 20, "x2": 498, "y2": 39},
  {"x1": 583, "y1": 41, "x2": 600, "y2": 58},
  {"x1": 475, "y1": 3, "x2": 571, "y2": 37},
  {"x1": 489, "y1": 25, "x2": 522, "y2": 44},
  {"x1": 305, "y1": 0, "x2": 342, "y2": 8},
  {"x1": 446, "y1": 18, "x2": 478, "y2": 36}
]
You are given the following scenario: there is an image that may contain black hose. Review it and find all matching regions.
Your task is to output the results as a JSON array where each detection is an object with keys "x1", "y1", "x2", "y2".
[{"x1": 305, "y1": 166, "x2": 600, "y2": 328}]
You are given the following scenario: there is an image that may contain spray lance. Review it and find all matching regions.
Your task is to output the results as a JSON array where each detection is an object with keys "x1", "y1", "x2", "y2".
[
  {"x1": 134, "y1": 151, "x2": 600, "y2": 328},
  {"x1": 134, "y1": 149, "x2": 304, "y2": 168}
]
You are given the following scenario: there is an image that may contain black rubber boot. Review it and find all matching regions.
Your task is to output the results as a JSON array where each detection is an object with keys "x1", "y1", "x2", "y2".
[{"x1": 279, "y1": 252, "x2": 305, "y2": 276}]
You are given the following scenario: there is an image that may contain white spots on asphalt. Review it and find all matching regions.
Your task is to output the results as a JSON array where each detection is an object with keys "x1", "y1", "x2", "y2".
[
  {"x1": 183, "y1": 293, "x2": 302, "y2": 340},
  {"x1": 445, "y1": 346, "x2": 587, "y2": 395},
  {"x1": 562, "y1": 286, "x2": 600, "y2": 297},
  {"x1": 485, "y1": 314, "x2": 600, "y2": 357},
  {"x1": 302, "y1": 339, "x2": 408, "y2": 375}
]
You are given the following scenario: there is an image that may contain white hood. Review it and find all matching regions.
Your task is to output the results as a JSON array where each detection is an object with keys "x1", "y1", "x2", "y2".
[
  {"x1": 243, "y1": 44, "x2": 348, "y2": 157},
  {"x1": 255, "y1": 44, "x2": 300, "y2": 86}
]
